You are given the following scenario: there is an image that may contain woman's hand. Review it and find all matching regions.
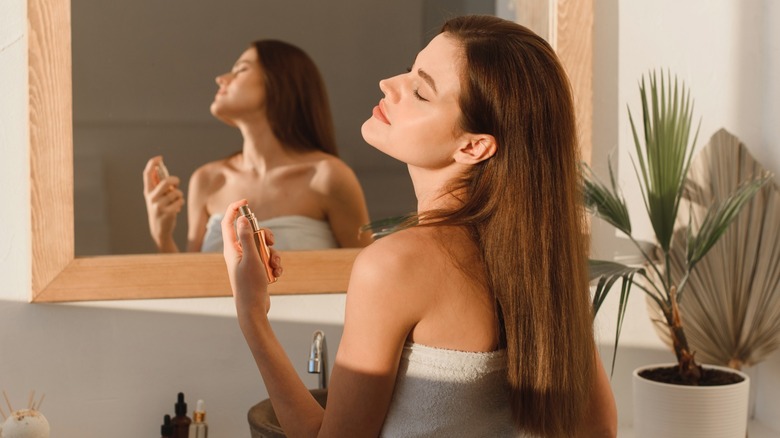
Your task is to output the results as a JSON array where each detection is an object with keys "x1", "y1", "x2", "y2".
[
  {"x1": 221, "y1": 199, "x2": 283, "y2": 317},
  {"x1": 143, "y1": 156, "x2": 184, "y2": 252}
]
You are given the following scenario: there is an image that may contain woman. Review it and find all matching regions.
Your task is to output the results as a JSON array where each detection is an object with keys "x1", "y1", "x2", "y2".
[
  {"x1": 224, "y1": 16, "x2": 617, "y2": 437},
  {"x1": 143, "y1": 39, "x2": 371, "y2": 252}
]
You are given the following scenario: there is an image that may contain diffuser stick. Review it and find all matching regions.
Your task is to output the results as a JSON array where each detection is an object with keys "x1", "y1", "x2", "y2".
[
  {"x1": 0, "y1": 402, "x2": 7, "y2": 420},
  {"x1": 28, "y1": 390, "x2": 35, "y2": 409},
  {"x1": 2, "y1": 390, "x2": 13, "y2": 413},
  {"x1": 35, "y1": 393, "x2": 46, "y2": 411}
]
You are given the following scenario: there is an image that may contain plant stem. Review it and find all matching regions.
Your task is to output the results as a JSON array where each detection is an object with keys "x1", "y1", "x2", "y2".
[{"x1": 667, "y1": 285, "x2": 702, "y2": 384}]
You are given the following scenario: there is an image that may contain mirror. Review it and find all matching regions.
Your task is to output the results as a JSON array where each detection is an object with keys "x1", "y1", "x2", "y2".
[
  {"x1": 30, "y1": 0, "x2": 591, "y2": 302},
  {"x1": 71, "y1": 0, "x2": 444, "y2": 256}
]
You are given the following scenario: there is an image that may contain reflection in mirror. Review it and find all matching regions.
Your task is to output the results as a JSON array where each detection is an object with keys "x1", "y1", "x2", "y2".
[{"x1": 72, "y1": 0, "x2": 496, "y2": 256}]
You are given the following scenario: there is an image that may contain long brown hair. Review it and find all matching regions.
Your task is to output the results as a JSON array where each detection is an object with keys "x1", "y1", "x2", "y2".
[
  {"x1": 252, "y1": 40, "x2": 338, "y2": 156},
  {"x1": 427, "y1": 15, "x2": 594, "y2": 436}
]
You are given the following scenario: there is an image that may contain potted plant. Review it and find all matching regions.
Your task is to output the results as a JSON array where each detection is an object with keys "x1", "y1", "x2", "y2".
[
  {"x1": 584, "y1": 70, "x2": 771, "y2": 438},
  {"x1": 646, "y1": 128, "x2": 780, "y2": 372}
]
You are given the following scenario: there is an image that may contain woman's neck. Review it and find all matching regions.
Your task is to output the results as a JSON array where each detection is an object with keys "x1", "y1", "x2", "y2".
[
  {"x1": 234, "y1": 116, "x2": 293, "y2": 173},
  {"x1": 408, "y1": 164, "x2": 468, "y2": 214}
]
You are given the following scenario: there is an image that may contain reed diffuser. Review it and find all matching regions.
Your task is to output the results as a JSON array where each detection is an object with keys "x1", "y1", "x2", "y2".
[{"x1": 0, "y1": 390, "x2": 49, "y2": 438}]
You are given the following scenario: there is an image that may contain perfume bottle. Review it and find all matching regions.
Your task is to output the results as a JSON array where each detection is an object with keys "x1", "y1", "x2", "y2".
[
  {"x1": 155, "y1": 159, "x2": 170, "y2": 187},
  {"x1": 238, "y1": 205, "x2": 277, "y2": 284}
]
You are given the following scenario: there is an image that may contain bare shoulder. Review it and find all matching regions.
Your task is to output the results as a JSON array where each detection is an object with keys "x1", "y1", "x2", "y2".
[
  {"x1": 346, "y1": 227, "x2": 441, "y2": 329},
  {"x1": 350, "y1": 227, "x2": 441, "y2": 291},
  {"x1": 190, "y1": 157, "x2": 231, "y2": 183},
  {"x1": 307, "y1": 154, "x2": 361, "y2": 193},
  {"x1": 189, "y1": 156, "x2": 233, "y2": 192}
]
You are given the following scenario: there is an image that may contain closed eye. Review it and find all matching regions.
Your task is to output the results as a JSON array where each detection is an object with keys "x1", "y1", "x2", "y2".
[{"x1": 406, "y1": 66, "x2": 428, "y2": 101}]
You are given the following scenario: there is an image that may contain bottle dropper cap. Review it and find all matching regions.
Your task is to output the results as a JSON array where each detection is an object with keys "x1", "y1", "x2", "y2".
[
  {"x1": 175, "y1": 392, "x2": 187, "y2": 416},
  {"x1": 161, "y1": 414, "x2": 173, "y2": 437}
]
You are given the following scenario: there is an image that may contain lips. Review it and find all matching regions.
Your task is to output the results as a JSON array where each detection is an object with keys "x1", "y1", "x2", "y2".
[{"x1": 373, "y1": 100, "x2": 390, "y2": 124}]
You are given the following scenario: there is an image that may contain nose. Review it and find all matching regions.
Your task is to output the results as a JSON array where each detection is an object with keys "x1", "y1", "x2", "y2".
[
  {"x1": 379, "y1": 75, "x2": 399, "y2": 101},
  {"x1": 215, "y1": 73, "x2": 230, "y2": 87}
]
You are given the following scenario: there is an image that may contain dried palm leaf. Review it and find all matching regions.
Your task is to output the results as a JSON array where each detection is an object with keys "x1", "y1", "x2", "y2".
[{"x1": 647, "y1": 129, "x2": 780, "y2": 369}]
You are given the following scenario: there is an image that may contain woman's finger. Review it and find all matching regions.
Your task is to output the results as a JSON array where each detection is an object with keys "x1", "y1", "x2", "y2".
[
  {"x1": 263, "y1": 228, "x2": 276, "y2": 246},
  {"x1": 143, "y1": 156, "x2": 162, "y2": 192},
  {"x1": 221, "y1": 199, "x2": 248, "y2": 259},
  {"x1": 150, "y1": 176, "x2": 181, "y2": 201},
  {"x1": 236, "y1": 215, "x2": 263, "y2": 266}
]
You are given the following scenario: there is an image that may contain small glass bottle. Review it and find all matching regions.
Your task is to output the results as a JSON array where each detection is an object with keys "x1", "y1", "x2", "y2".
[
  {"x1": 161, "y1": 414, "x2": 173, "y2": 438},
  {"x1": 189, "y1": 399, "x2": 208, "y2": 438},
  {"x1": 171, "y1": 392, "x2": 191, "y2": 438}
]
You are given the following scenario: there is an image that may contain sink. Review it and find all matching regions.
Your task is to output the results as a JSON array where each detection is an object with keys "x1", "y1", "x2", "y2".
[{"x1": 248, "y1": 388, "x2": 328, "y2": 438}]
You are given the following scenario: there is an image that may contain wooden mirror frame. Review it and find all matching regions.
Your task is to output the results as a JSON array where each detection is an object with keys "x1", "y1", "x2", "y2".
[{"x1": 29, "y1": 0, "x2": 592, "y2": 302}]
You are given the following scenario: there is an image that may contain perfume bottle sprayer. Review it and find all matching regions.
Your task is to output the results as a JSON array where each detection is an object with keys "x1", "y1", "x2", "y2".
[
  {"x1": 156, "y1": 159, "x2": 170, "y2": 187},
  {"x1": 239, "y1": 205, "x2": 277, "y2": 284}
]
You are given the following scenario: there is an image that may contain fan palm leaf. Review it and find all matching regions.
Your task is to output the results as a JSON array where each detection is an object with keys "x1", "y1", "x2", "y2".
[
  {"x1": 628, "y1": 71, "x2": 701, "y2": 253},
  {"x1": 646, "y1": 129, "x2": 780, "y2": 369}
]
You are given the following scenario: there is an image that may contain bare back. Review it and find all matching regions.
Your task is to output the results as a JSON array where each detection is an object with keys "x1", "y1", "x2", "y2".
[{"x1": 394, "y1": 226, "x2": 499, "y2": 352}]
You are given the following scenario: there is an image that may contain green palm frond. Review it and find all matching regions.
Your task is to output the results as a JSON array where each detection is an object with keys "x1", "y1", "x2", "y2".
[
  {"x1": 686, "y1": 175, "x2": 771, "y2": 271},
  {"x1": 629, "y1": 71, "x2": 701, "y2": 253},
  {"x1": 589, "y1": 259, "x2": 644, "y2": 375},
  {"x1": 360, "y1": 214, "x2": 416, "y2": 239},
  {"x1": 582, "y1": 161, "x2": 632, "y2": 236}
]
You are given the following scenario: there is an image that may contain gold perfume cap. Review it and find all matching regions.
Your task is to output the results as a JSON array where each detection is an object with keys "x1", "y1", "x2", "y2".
[{"x1": 238, "y1": 205, "x2": 260, "y2": 231}]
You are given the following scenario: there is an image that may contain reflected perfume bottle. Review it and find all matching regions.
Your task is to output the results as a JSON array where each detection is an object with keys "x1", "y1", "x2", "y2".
[
  {"x1": 239, "y1": 205, "x2": 277, "y2": 284},
  {"x1": 155, "y1": 159, "x2": 170, "y2": 187}
]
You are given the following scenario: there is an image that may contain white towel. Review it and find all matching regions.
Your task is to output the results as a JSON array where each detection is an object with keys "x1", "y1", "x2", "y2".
[
  {"x1": 201, "y1": 214, "x2": 338, "y2": 252},
  {"x1": 380, "y1": 342, "x2": 519, "y2": 437}
]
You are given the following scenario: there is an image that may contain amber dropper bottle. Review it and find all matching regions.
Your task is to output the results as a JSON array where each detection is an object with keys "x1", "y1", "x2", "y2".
[
  {"x1": 239, "y1": 205, "x2": 277, "y2": 284},
  {"x1": 161, "y1": 414, "x2": 173, "y2": 438},
  {"x1": 171, "y1": 392, "x2": 191, "y2": 438}
]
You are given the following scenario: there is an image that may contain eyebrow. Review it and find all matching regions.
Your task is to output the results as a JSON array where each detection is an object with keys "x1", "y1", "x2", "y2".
[{"x1": 417, "y1": 69, "x2": 438, "y2": 94}]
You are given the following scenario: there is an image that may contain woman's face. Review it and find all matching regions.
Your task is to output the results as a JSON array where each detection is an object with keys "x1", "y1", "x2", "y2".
[
  {"x1": 210, "y1": 48, "x2": 266, "y2": 123},
  {"x1": 361, "y1": 33, "x2": 468, "y2": 170}
]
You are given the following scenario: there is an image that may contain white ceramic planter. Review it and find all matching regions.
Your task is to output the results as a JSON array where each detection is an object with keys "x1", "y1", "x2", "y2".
[{"x1": 633, "y1": 363, "x2": 750, "y2": 438}]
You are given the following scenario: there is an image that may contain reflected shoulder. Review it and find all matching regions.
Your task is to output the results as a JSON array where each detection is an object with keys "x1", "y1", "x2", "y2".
[{"x1": 311, "y1": 155, "x2": 362, "y2": 194}]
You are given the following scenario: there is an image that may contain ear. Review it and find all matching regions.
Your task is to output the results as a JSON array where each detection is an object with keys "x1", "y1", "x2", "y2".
[{"x1": 453, "y1": 134, "x2": 497, "y2": 165}]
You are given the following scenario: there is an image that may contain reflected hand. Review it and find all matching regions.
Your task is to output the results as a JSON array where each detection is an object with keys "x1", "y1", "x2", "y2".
[
  {"x1": 143, "y1": 156, "x2": 184, "y2": 251},
  {"x1": 222, "y1": 199, "x2": 283, "y2": 316}
]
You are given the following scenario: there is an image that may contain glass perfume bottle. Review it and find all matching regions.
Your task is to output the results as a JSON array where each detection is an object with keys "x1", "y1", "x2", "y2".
[{"x1": 239, "y1": 205, "x2": 277, "y2": 284}]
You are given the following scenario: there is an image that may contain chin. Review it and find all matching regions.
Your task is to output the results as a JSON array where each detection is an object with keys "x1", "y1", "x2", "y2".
[
  {"x1": 210, "y1": 107, "x2": 237, "y2": 127},
  {"x1": 360, "y1": 119, "x2": 383, "y2": 150}
]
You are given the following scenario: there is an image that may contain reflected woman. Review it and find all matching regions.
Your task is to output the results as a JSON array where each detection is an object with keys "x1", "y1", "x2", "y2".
[
  {"x1": 224, "y1": 16, "x2": 616, "y2": 437},
  {"x1": 143, "y1": 40, "x2": 371, "y2": 252}
]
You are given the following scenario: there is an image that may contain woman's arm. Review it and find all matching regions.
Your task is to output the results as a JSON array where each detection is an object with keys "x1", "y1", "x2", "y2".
[
  {"x1": 315, "y1": 159, "x2": 373, "y2": 248},
  {"x1": 223, "y1": 200, "x2": 420, "y2": 436},
  {"x1": 580, "y1": 349, "x2": 618, "y2": 437},
  {"x1": 185, "y1": 166, "x2": 212, "y2": 252},
  {"x1": 142, "y1": 156, "x2": 184, "y2": 252}
]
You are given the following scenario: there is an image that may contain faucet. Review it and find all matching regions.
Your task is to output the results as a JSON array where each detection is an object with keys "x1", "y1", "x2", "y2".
[{"x1": 308, "y1": 330, "x2": 328, "y2": 389}]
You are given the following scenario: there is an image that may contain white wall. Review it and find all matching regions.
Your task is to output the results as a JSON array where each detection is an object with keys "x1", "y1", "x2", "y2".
[{"x1": 591, "y1": 0, "x2": 780, "y2": 432}]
